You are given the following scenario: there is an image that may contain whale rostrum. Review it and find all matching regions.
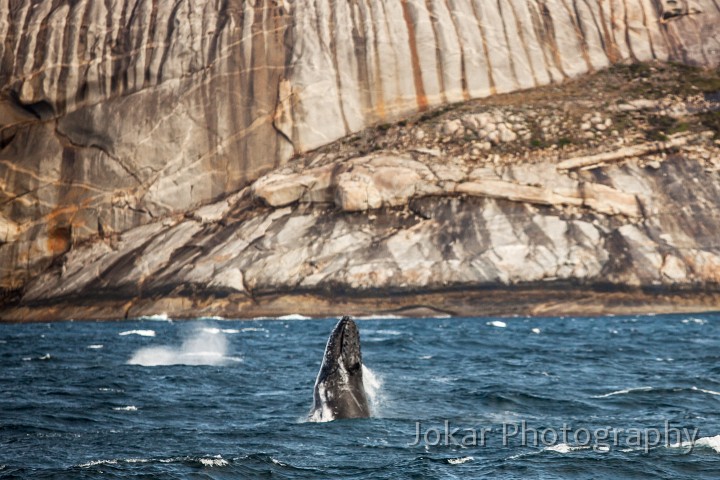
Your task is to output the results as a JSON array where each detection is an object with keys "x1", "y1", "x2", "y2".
[{"x1": 311, "y1": 316, "x2": 370, "y2": 421}]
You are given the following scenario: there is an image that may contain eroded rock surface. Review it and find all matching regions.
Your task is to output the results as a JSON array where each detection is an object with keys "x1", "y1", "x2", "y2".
[
  {"x1": 6, "y1": 109, "x2": 720, "y2": 320},
  {"x1": 1, "y1": 0, "x2": 719, "y2": 292}
]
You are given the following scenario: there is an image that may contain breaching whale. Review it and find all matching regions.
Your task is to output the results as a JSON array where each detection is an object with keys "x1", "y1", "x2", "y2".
[{"x1": 310, "y1": 316, "x2": 370, "y2": 421}]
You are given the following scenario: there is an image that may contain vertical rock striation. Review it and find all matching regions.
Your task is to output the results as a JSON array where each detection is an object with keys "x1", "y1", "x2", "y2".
[
  {"x1": 0, "y1": 0, "x2": 293, "y2": 287},
  {"x1": 0, "y1": 0, "x2": 718, "y2": 291}
]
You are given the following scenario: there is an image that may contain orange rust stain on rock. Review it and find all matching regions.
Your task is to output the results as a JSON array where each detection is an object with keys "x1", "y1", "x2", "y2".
[
  {"x1": 400, "y1": 0, "x2": 429, "y2": 111},
  {"x1": 48, "y1": 226, "x2": 72, "y2": 255}
]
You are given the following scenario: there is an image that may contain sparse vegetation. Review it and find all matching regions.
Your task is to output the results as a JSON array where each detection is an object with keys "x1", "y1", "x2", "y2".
[
  {"x1": 699, "y1": 111, "x2": 720, "y2": 137},
  {"x1": 295, "y1": 62, "x2": 719, "y2": 172}
]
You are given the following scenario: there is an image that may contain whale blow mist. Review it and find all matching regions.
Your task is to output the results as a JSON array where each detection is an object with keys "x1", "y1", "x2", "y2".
[{"x1": 127, "y1": 327, "x2": 234, "y2": 366}]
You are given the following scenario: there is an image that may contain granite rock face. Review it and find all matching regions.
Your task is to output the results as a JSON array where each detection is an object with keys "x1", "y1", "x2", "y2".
[
  {"x1": 0, "y1": 0, "x2": 293, "y2": 289},
  {"x1": 7, "y1": 121, "x2": 720, "y2": 320},
  {"x1": 1, "y1": 0, "x2": 719, "y2": 291}
]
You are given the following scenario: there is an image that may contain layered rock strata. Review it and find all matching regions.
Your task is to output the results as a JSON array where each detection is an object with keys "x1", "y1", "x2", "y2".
[{"x1": 4, "y1": 86, "x2": 720, "y2": 320}]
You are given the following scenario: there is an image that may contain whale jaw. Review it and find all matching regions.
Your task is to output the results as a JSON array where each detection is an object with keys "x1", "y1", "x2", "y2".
[{"x1": 311, "y1": 316, "x2": 370, "y2": 421}]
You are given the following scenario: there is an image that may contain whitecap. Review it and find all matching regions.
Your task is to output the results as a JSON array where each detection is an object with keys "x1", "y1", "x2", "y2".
[
  {"x1": 277, "y1": 314, "x2": 311, "y2": 320},
  {"x1": 113, "y1": 406, "x2": 138, "y2": 411},
  {"x1": 79, "y1": 459, "x2": 119, "y2": 467},
  {"x1": 447, "y1": 456, "x2": 474, "y2": 465},
  {"x1": 199, "y1": 456, "x2": 228, "y2": 467},
  {"x1": 682, "y1": 317, "x2": 707, "y2": 325},
  {"x1": 695, "y1": 435, "x2": 720, "y2": 453},
  {"x1": 487, "y1": 321, "x2": 507, "y2": 328},
  {"x1": 38, "y1": 353, "x2": 51, "y2": 360},
  {"x1": 240, "y1": 327, "x2": 268, "y2": 333},
  {"x1": 87, "y1": 345, "x2": 103, "y2": 349},
  {"x1": 545, "y1": 443, "x2": 592, "y2": 453},
  {"x1": 374, "y1": 329, "x2": 402, "y2": 335},
  {"x1": 593, "y1": 386, "x2": 653, "y2": 398},
  {"x1": 136, "y1": 313, "x2": 170, "y2": 321},
  {"x1": 531, "y1": 328, "x2": 541, "y2": 334},
  {"x1": 669, "y1": 435, "x2": 720, "y2": 453},
  {"x1": 691, "y1": 386, "x2": 720, "y2": 396},
  {"x1": 119, "y1": 330, "x2": 156, "y2": 337},
  {"x1": 202, "y1": 327, "x2": 240, "y2": 334},
  {"x1": 420, "y1": 355, "x2": 433, "y2": 360},
  {"x1": 353, "y1": 314, "x2": 403, "y2": 320},
  {"x1": 506, "y1": 451, "x2": 541, "y2": 461}
]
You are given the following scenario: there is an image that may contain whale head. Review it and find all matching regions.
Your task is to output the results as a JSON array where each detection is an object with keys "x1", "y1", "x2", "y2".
[{"x1": 311, "y1": 316, "x2": 370, "y2": 421}]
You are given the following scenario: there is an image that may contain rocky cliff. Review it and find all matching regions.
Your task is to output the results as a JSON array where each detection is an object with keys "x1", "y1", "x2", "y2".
[{"x1": 0, "y1": 1, "x2": 719, "y2": 320}]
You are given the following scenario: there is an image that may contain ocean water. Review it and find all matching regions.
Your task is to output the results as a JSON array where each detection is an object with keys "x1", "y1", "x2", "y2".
[{"x1": 1, "y1": 313, "x2": 720, "y2": 479}]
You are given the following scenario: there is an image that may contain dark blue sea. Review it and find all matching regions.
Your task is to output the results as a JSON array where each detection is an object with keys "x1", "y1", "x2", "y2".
[{"x1": 2, "y1": 313, "x2": 720, "y2": 479}]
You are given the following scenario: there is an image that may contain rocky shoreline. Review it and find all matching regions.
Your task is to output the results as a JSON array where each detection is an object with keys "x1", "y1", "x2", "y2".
[
  {"x1": 2, "y1": 64, "x2": 720, "y2": 322},
  {"x1": 5, "y1": 285, "x2": 720, "y2": 323}
]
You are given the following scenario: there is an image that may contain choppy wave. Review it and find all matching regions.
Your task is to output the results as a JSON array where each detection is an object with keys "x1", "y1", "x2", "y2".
[
  {"x1": 487, "y1": 321, "x2": 507, "y2": 328},
  {"x1": 447, "y1": 456, "x2": 474, "y2": 464},
  {"x1": 6, "y1": 312, "x2": 720, "y2": 478},
  {"x1": 595, "y1": 386, "x2": 720, "y2": 398},
  {"x1": 371, "y1": 329, "x2": 403, "y2": 336},
  {"x1": 682, "y1": 317, "x2": 707, "y2": 325},
  {"x1": 79, "y1": 455, "x2": 229, "y2": 468},
  {"x1": 119, "y1": 330, "x2": 156, "y2": 337},
  {"x1": 135, "y1": 314, "x2": 170, "y2": 322},
  {"x1": 23, "y1": 353, "x2": 51, "y2": 361},
  {"x1": 202, "y1": 327, "x2": 240, "y2": 334},
  {"x1": 593, "y1": 386, "x2": 654, "y2": 398},
  {"x1": 695, "y1": 436, "x2": 720, "y2": 453},
  {"x1": 277, "y1": 314, "x2": 311, "y2": 320},
  {"x1": 669, "y1": 435, "x2": 720, "y2": 453},
  {"x1": 691, "y1": 386, "x2": 720, "y2": 396},
  {"x1": 544, "y1": 444, "x2": 593, "y2": 453}
]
